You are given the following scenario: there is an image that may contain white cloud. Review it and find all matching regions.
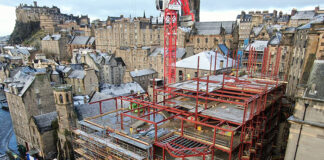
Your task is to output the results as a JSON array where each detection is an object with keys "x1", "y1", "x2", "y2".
[
  {"x1": 0, "y1": 5, "x2": 15, "y2": 36},
  {"x1": 200, "y1": 10, "x2": 240, "y2": 22}
]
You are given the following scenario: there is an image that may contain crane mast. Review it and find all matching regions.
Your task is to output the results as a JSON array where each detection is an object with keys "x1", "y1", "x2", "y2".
[{"x1": 157, "y1": 0, "x2": 194, "y2": 84}]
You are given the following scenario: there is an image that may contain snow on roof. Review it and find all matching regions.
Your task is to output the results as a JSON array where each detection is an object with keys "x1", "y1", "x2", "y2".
[
  {"x1": 291, "y1": 10, "x2": 315, "y2": 20},
  {"x1": 179, "y1": 27, "x2": 192, "y2": 32},
  {"x1": 150, "y1": 48, "x2": 186, "y2": 59},
  {"x1": 87, "y1": 37, "x2": 95, "y2": 45},
  {"x1": 298, "y1": 15, "x2": 324, "y2": 30},
  {"x1": 70, "y1": 36, "x2": 92, "y2": 45},
  {"x1": 252, "y1": 25, "x2": 263, "y2": 36},
  {"x1": 33, "y1": 111, "x2": 57, "y2": 133},
  {"x1": 75, "y1": 98, "x2": 116, "y2": 120},
  {"x1": 90, "y1": 92, "x2": 113, "y2": 102},
  {"x1": 100, "y1": 82, "x2": 145, "y2": 97},
  {"x1": 5, "y1": 66, "x2": 43, "y2": 96},
  {"x1": 9, "y1": 48, "x2": 30, "y2": 55},
  {"x1": 68, "y1": 70, "x2": 85, "y2": 79},
  {"x1": 56, "y1": 65, "x2": 71, "y2": 73},
  {"x1": 269, "y1": 32, "x2": 282, "y2": 45},
  {"x1": 42, "y1": 34, "x2": 61, "y2": 41},
  {"x1": 245, "y1": 40, "x2": 268, "y2": 52},
  {"x1": 130, "y1": 69, "x2": 156, "y2": 78},
  {"x1": 176, "y1": 51, "x2": 233, "y2": 70}
]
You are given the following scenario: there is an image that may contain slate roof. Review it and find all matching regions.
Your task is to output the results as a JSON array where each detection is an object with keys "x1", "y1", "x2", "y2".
[
  {"x1": 291, "y1": 10, "x2": 316, "y2": 20},
  {"x1": 245, "y1": 40, "x2": 268, "y2": 52},
  {"x1": 9, "y1": 48, "x2": 30, "y2": 55},
  {"x1": 150, "y1": 48, "x2": 186, "y2": 59},
  {"x1": 176, "y1": 51, "x2": 233, "y2": 70},
  {"x1": 70, "y1": 36, "x2": 95, "y2": 45},
  {"x1": 303, "y1": 60, "x2": 324, "y2": 101},
  {"x1": 269, "y1": 32, "x2": 282, "y2": 45},
  {"x1": 5, "y1": 66, "x2": 40, "y2": 96},
  {"x1": 266, "y1": 24, "x2": 283, "y2": 35},
  {"x1": 100, "y1": 82, "x2": 145, "y2": 97},
  {"x1": 75, "y1": 97, "x2": 116, "y2": 120},
  {"x1": 130, "y1": 69, "x2": 156, "y2": 78},
  {"x1": 195, "y1": 21, "x2": 235, "y2": 35},
  {"x1": 252, "y1": 25, "x2": 264, "y2": 36},
  {"x1": 298, "y1": 15, "x2": 324, "y2": 30},
  {"x1": 42, "y1": 34, "x2": 61, "y2": 41},
  {"x1": 33, "y1": 111, "x2": 57, "y2": 133}
]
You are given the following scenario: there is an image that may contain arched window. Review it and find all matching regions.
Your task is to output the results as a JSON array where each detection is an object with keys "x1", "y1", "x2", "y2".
[
  {"x1": 59, "y1": 94, "x2": 63, "y2": 104},
  {"x1": 66, "y1": 93, "x2": 69, "y2": 103}
]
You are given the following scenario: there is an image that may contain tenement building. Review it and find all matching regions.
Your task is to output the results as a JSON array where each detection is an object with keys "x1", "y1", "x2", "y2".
[
  {"x1": 4, "y1": 67, "x2": 56, "y2": 156},
  {"x1": 286, "y1": 18, "x2": 324, "y2": 98},
  {"x1": 285, "y1": 60, "x2": 324, "y2": 159}
]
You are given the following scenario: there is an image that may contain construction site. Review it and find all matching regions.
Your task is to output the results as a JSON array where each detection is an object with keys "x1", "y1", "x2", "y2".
[
  {"x1": 71, "y1": 0, "x2": 288, "y2": 160},
  {"x1": 71, "y1": 43, "x2": 288, "y2": 160}
]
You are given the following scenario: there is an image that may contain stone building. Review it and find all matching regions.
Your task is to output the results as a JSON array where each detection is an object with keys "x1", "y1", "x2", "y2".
[
  {"x1": 41, "y1": 34, "x2": 69, "y2": 60},
  {"x1": 192, "y1": 21, "x2": 236, "y2": 54},
  {"x1": 130, "y1": 69, "x2": 158, "y2": 91},
  {"x1": 71, "y1": 49, "x2": 126, "y2": 85},
  {"x1": 237, "y1": 12, "x2": 252, "y2": 48},
  {"x1": 28, "y1": 111, "x2": 58, "y2": 159},
  {"x1": 53, "y1": 84, "x2": 76, "y2": 160},
  {"x1": 40, "y1": 14, "x2": 60, "y2": 33},
  {"x1": 8, "y1": 48, "x2": 30, "y2": 65},
  {"x1": 285, "y1": 60, "x2": 324, "y2": 159},
  {"x1": 15, "y1": 2, "x2": 60, "y2": 23},
  {"x1": 286, "y1": 19, "x2": 324, "y2": 98},
  {"x1": 95, "y1": 17, "x2": 188, "y2": 53},
  {"x1": 268, "y1": 32, "x2": 292, "y2": 80},
  {"x1": 67, "y1": 36, "x2": 95, "y2": 56},
  {"x1": 116, "y1": 47, "x2": 187, "y2": 82},
  {"x1": 4, "y1": 67, "x2": 56, "y2": 154},
  {"x1": 288, "y1": 8, "x2": 316, "y2": 27},
  {"x1": 65, "y1": 68, "x2": 99, "y2": 96}
]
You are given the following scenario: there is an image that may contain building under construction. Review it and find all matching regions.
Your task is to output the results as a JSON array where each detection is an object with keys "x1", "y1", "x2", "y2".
[{"x1": 72, "y1": 47, "x2": 287, "y2": 160}]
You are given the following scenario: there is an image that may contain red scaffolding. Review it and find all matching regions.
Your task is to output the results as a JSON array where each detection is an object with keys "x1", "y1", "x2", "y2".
[{"x1": 76, "y1": 48, "x2": 285, "y2": 160}]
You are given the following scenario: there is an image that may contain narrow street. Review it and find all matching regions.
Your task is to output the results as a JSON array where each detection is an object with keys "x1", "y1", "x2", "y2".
[{"x1": 0, "y1": 90, "x2": 18, "y2": 155}]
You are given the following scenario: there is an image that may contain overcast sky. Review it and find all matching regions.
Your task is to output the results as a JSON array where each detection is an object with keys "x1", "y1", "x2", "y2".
[{"x1": 0, "y1": 0, "x2": 323, "y2": 36}]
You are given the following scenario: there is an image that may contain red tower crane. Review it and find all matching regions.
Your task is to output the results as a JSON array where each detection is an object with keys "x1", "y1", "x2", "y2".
[{"x1": 156, "y1": 0, "x2": 194, "y2": 84}]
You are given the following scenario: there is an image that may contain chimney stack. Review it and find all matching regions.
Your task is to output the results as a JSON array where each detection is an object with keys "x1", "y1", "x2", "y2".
[
  {"x1": 315, "y1": 6, "x2": 320, "y2": 13},
  {"x1": 291, "y1": 8, "x2": 297, "y2": 16}
]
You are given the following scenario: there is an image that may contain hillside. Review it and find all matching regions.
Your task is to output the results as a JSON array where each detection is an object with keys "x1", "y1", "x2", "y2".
[{"x1": 8, "y1": 21, "x2": 40, "y2": 45}]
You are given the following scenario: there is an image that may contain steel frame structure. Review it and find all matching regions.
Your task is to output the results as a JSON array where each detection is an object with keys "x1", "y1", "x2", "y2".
[{"x1": 73, "y1": 47, "x2": 285, "y2": 160}]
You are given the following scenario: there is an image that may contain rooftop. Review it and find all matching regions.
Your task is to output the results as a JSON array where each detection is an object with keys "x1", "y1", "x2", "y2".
[
  {"x1": 33, "y1": 111, "x2": 57, "y2": 133},
  {"x1": 245, "y1": 40, "x2": 269, "y2": 52},
  {"x1": 176, "y1": 50, "x2": 233, "y2": 70},
  {"x1": 130, "y1": 69, "x2": 156, "y2": 78},
  {"x1": 291, "y1": 10, "x2": 316, "y2": 20},
  {"x1": 195, "y1": 21, "x2": 235, "y2": 35},
  {"x1": 150, "y1": 47, "x2": 186, "y2": 59}
]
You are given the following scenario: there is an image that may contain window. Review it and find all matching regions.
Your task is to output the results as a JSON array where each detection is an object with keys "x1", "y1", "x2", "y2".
[
  {"x1": 179, "y1": 70, "x2": 183, "y2": 81},
  {"x1": 197, "y1": 38, "x2": 200, "y2": 43},
  {"x1": 59, "y1": 94, "x2": 63, "y2": 103},
  {"x1": 194, "y1": 72, "x2": 198, "y2": 77},
  {"x1": 205, "y1": 38, "x2": 208, "y2": 43}
]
